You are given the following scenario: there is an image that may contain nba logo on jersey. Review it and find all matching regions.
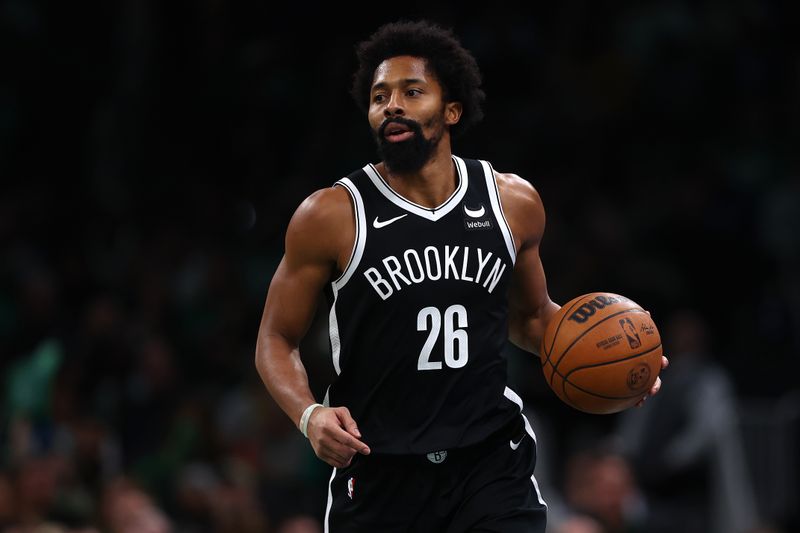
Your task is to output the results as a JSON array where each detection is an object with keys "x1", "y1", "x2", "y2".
[{"x1": 347, "y1": 477, "x2": 355, "y2": 499}]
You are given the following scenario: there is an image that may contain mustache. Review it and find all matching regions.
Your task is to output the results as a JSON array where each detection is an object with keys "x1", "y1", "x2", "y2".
[{"x1": 378, "y1": 117, "x2": 422, "y2": 138}]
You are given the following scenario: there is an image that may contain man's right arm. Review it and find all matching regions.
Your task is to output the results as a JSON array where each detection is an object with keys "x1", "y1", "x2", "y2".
[{"x1": 255, "y1": 186, "x2": 370, "y2": 467}]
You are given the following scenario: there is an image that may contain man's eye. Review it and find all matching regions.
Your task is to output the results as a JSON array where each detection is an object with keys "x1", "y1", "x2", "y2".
[
  {"x1": 373, "y1": 94, "x2": 385, "y2": 103},
  {"x1": 407, "y1": 89, "x2": 421, "y2": 96}
]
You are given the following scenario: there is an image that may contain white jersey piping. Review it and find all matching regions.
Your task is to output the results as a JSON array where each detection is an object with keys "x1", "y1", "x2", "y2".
[
  {"x1": 480, "y1": 160, "x2": 517, "y2": 264},
  {"x1": 332, "y1": 178, "x2": 367, "y2": 289},
  {"x1": 329, "y1": 178, "x2": 367, "y2": 376},
  {"x1": 363, "y1": 155, "x2": 469, "y2": 221},
  {"x1": 504, "y1": 386, "x2": 548, "y2": 508},
  {"x1": 323, "y1": 467, "x2": 336, "y2": 533}
]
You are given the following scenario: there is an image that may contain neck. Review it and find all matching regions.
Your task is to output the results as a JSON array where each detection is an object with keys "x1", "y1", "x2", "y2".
[{"x1": 376, "y1": 141, "x2": 456, "y2": 209}]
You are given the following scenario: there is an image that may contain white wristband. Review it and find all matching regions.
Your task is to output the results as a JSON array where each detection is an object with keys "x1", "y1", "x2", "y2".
[{"x1": 299, "y1": 403, "x2": 323, "y2": 438}]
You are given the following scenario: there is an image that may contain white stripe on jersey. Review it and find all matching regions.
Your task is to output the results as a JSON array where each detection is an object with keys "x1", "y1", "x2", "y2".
[
  {"x1": 333, "y1": 178, "x2": 368, "y2": 289},
  {"x1": 329, "y1": 178, "x2": 367, "y2": 376},
  {"x1": 504, "y1": 386, "x2": 548, "y2": 508},
  {"x1": 324, "y1": 467, "x2": 336, "y2": 533},
  {"x1": 480, "y1": 160, "x2": 517, "y2": 264},
  {"x1": 328, "y1": 284, "x2": 342, "y2": 375},
  {"x1": 363, "y1": 155, "x2": 469, "y2": 221}
]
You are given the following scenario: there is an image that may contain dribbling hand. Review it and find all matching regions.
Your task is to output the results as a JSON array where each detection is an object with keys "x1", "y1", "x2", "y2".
[
  {"x1": 635, "y1": 355, "x2": 669, "y2": 407},
  {"x1": 306, "y1": 406, "x2": 371, "y2": 468}
]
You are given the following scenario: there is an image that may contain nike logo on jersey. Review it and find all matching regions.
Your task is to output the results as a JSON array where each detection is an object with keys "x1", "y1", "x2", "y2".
[
  {"x1": 373, "y1": 214, "x2": 408, "y2": 229},
  {"x1": 510, "y1": 433, "x2": 526, "y2": 450},
  {"x1": 463, "y1": 204, "x2": 486, "y2": 218}
]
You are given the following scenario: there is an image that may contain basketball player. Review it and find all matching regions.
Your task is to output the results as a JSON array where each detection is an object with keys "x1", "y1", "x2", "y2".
[{"x1": 255, "y1": 20, "x2": 666, "y2": 532}]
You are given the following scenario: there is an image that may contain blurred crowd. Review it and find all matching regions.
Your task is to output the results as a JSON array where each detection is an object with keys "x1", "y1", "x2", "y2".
[{"x1": 2, "y1": 1, "x2": 799, "y2": 532}]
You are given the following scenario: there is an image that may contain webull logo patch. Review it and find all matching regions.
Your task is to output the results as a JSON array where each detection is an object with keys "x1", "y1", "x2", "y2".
[
  {"x1": 568, "y1": 295, "x2": 630, "y2": 324},
  {"x1": 464, "y1": 219, "x2": 492, "y2": 231}
]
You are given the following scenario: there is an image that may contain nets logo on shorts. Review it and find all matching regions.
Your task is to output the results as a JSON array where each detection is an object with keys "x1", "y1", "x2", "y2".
[{"x1": 426, "y1": 450, "x2": 447, "y2": 464}]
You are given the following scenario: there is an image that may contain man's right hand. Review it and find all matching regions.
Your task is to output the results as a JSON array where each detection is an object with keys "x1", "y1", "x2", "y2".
[{"x1": 306, "y1": 406, "x2": 371, "y2": 468}]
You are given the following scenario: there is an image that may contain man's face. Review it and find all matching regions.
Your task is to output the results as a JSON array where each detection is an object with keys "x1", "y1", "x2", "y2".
[{"x1": 368, "y1": 56, "x2": 460, "y2": 173}]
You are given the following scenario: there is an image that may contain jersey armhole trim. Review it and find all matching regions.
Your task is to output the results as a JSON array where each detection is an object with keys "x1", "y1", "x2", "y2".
[
  {"x1": 479, "y1": 160, "x2": 517, "y2": 264},
  {"x1": 332, "y1": 178, "x2": 367, "y2": 289}
]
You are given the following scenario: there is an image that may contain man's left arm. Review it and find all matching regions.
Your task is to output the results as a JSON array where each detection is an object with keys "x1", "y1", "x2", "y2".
[
  {"x1": 498, "y1": 171, "x2": 665, "y2": 404},
  {"x1": 496, "y1": 172, "x2": 560, "y2": 356}
]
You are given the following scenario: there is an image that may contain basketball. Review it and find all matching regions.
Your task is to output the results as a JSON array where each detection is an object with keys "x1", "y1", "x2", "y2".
[{"x1": 540, "y1": 292, "x2": 662, "y2": 414}]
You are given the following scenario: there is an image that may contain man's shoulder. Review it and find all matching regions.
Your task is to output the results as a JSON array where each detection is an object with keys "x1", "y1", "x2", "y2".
[
  {"x1": 286, "y1": 161, "x2": 374, "y2": 239},
  {"x1": 493, "y1": 170, "x2": 542, "y2": 211},
  {"x1": 458, "y1": 156, "x2": 543, "y2": 217},
  {"x1": 454, "y1": 156, "x2": 537, "y2": 196},
  {"x1": 291, "y1": 185, "x2": 352, "y2": 231},
  {"x1": 490, "y1": 169, "x2": 546, "y2": 247},
  {"x1": 283, "y1": 185, "x2": 354, "y2": 263}
]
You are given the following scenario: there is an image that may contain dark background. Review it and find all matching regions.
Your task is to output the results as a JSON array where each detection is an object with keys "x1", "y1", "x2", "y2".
[{"x1": 1, "y1": 1, "x2": 798, "y2": 532}]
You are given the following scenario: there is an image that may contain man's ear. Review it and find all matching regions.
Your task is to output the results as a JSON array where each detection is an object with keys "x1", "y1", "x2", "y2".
[{"x1": 444, "y1": 102, "x2": 463, "y2": 126}]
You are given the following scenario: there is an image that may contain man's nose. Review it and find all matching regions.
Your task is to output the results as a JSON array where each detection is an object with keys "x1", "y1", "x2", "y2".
[{"x1": 384, "y1": 92, "x2": 404, "y2": 117}]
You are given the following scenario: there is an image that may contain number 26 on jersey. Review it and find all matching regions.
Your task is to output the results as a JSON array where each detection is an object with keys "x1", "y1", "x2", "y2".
[{"x1": 417, "y1": 304, "x2": 469, "y2": 370}]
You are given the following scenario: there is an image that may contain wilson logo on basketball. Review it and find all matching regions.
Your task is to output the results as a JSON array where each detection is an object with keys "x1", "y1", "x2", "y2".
[
  {"x1": 567, "y1": 295, "x2": 630, "y2": 324},
  {"x1": 627, "y1": 364, "x2": 651, "y2": 391}
]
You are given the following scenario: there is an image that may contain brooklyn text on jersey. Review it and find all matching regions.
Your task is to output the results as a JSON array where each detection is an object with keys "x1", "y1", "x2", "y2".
[{"x1": 363, "y1": 245, "x2": 509, "y2": 300}]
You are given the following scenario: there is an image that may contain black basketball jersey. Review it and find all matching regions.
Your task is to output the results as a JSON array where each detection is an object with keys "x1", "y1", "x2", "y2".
[{"x1": 324, "y1": 155, "x2": 525, "y2": 455}]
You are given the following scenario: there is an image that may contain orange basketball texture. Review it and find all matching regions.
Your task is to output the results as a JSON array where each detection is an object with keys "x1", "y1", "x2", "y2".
[{"x1": 540, "y1": 292, "x2": 662, "y2": 414}]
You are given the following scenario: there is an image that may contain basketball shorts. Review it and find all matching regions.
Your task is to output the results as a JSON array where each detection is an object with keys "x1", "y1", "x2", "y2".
[{"x1": 324, "y1": 414, "x2": 547, "y2": 532}]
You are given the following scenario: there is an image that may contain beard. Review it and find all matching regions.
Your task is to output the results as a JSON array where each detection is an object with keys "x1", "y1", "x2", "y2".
[{"x1": 375, "y1": 116, "x2": 443, "y2": 174}]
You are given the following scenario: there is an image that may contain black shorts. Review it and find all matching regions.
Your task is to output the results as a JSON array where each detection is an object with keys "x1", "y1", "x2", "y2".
[{"x1": 324, "y1": 414, "x2": 547, "y2": 532}]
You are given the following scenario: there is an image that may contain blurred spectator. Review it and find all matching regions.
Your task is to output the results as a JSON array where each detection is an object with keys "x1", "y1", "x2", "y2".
[
  {"x1": 552, "y1": 514, "x2": 604, "y2": 533},
  {"x1": 101, "y1": 477, "x2": 172, "y2": 533},
  {"x1": 559, "y1": 444, "x2": 645, "y2": 533},
  {"x1": 0, "y1": 473, "x2": 16, "y2": 528},
  {"x1": 615, "y1": 309, "x2": 759, "y2": 533},
  {"x1": 1, "y1": 454, "x2": 96, "y2": 532},
  {"x1": 275, "y1": 515, "x2": 322, "y2": 533}
]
